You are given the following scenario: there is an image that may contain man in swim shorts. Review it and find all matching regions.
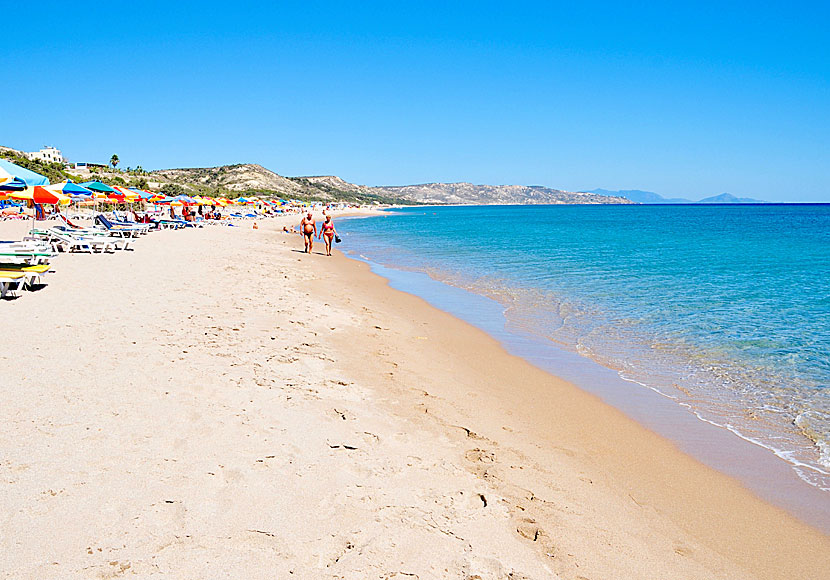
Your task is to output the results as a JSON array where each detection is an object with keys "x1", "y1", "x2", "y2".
[{"x1": 300, "y1": 212, "x2": 318, "y2": 253}]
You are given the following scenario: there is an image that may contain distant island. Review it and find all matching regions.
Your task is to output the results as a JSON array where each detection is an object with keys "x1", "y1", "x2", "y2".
[{"x1": 584, "y1": 188, "x2": 766, "y2": 204}]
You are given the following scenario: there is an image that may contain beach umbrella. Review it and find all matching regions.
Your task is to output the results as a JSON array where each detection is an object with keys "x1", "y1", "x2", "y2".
[
  {"x1": 0, "y1": 175, "x2": 26, "y2": 192},
  {"x1": 45, "y1": 180, "x2": 95, "y2": 199},
  {"x1": 79, "y1": 181, "x2": 117, "y2": 194},
  {"x1": 0, "y1": 159, "x2": 50, "y2": 187},
  {"x1": 112, "y1": 186, "x2": 139, "y2": 203},
  {"x1": 8, "y1": 185, "x2": 71, "y2": 205},
  {"x1": 106, "y1": 192, "x2": 127, "y2": 203},
  {"x1": 129, "y1": 188, "x2": 156, "y2": 200}
]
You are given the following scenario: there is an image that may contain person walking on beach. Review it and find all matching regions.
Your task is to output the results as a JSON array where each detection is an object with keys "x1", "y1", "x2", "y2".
[
  {"x1": 319, "y1": 214, "x2": 338, "y2": 256},
  {"x1": 300, "y1": 212, "x2": 318, "y2": 253}
]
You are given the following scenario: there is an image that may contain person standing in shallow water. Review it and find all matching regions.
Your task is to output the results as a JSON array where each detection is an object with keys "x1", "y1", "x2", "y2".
[
  {"x1": 300, "y1": 212, "x2": 317, "y2": 253},
  {"x1": 319, "y1": 214, "x2": 338, "y2": 256}
]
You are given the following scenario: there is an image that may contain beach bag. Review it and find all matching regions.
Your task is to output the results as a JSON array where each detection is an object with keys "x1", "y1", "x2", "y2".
[{"x1": 335, "y1": 235, "x2": 342, "y2": 243}]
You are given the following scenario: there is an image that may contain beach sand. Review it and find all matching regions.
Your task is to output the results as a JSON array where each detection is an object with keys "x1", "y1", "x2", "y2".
[{"x1": 1, "y1": 213, "x2": 828, "y2": 579}]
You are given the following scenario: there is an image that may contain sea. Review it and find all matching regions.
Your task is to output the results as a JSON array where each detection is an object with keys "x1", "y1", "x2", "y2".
[{"x1": 337, "y1": 204, "x2": 830, "y2": 501}]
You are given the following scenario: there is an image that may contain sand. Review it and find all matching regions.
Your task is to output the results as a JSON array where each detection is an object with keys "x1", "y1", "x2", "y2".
[{"x1": 1, "y1": 213, "x2": 828, "y2": 579}]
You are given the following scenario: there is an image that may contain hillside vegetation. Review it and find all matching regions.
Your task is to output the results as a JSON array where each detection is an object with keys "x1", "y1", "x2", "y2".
[{"x1": 2, "y1": 144, "x2": 633, "y2": 205}]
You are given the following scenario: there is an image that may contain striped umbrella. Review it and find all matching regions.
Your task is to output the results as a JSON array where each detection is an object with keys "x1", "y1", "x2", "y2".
[
  {"x1": 8, "y1": 186, "x2": 72, "y2": 205},
  {"x1": 45, "y1": 180, "x2": 95, "y2": 199}
]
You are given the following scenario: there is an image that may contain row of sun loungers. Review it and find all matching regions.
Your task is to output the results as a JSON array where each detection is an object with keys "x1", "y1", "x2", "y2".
[
  {"x1": 0, "y1": 239, "x2": 56, "y2": 298},
  {"x1": 0, "y1": 212, "x2": 157, "y2": 299}
]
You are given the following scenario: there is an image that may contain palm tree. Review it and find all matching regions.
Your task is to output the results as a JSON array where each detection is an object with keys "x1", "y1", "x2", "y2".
[{"x1": 110, "y1": 154, "x2": 120, "y2": 168}]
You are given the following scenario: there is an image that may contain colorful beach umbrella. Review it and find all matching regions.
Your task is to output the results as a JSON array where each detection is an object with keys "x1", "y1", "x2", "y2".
[
  {"x1": 111, "y1": 186, "x2": 139, "y2": 202},
  {"x1": 8, "y1": 186, "x2": 71, "y2": 205},
  {"x1": 0, "y1": 175, "x2": 26, "y2": 192},
  {"x1": 129, "y1": 188, "x2": 156, "y2": 200},
  {"x1": 45, "y1": 180, "x2": 95, "y2": 199}
]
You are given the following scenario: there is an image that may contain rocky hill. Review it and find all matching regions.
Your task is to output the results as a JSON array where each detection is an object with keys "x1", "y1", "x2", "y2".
[
  {"x1": 1, "y1": 143, "x2": 634, "y2": 205},
  {"x1": 152, "y1": 164, "x2": 305, "y2": 196},
  {"x1": 149, "y1": 165, "x2": 632, "y2": 205},
  {"x1": 372, "y1": 182, "x2": 632, "y2": 205},
  {"x1": 147, "y1": 165, "x2": 410, "y2": 204},
  {"x1": 294, "y1": 175, "x2": 374, "y2": 195}
]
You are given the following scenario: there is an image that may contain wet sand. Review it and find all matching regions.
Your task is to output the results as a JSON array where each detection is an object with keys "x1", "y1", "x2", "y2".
[{"x1": 1, "y1": 214, "x2": 827, "y2": 578}]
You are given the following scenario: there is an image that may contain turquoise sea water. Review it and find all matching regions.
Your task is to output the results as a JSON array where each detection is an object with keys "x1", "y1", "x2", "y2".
[{"x1": 339, "y1": 205, "x2": 830, "y2": 490}]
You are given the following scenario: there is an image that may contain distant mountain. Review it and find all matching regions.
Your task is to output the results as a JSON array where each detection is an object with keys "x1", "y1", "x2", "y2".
[
  {"x1": 585, "y1": 188, "x2": 692, "y2": 204},
  {"x1": 371, "y1": 183, "x2": 632, "y2": 205},
  {"x1": 696, "y1": 192, "x2": 765, "y2": 204},
  {"x1": 587, "y1": 188, "x2": 765, "y2": 204}
]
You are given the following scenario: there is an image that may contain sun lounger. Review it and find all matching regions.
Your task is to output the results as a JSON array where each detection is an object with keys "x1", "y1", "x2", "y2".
[
  {"x1": 46, "y1": 230, "x2": 115, "y2": 253},
  {"x1": 172, "y1": 217, "x2": 204, "y2": 228},
  {"x1": 153, "y1": 219, "x2": 186, "y2": 229},
  {"x1": 49, "y1": 227, "x2": 133, "y2": 251},
  {"x1": 0, "y1": 263, "x2": 52, "y2": 288},
  {"x1": 0, "y1": 271, "x2": 28, "y2": 298},
  {"x1": 94, "y1": 215, "x2": 148, "y2": 236},
  {"x1": 0, "y1": 250, "x2": 55, "y2": 265},
  {"x1": 31, "y1": 228, "x2": 132, "y2": 252},
  {"x1": 1, "y1": 240, "x2": 55, "y2": 254}
]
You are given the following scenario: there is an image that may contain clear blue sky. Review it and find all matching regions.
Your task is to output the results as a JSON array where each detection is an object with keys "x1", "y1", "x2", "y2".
[{"x1": 3, "y1": 1, "x2": 828, "y2": 201}]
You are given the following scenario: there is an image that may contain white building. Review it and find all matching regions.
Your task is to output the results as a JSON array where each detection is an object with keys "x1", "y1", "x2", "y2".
[{"x1": 27, "y1": 146, "x2": 65, "y2": 164}]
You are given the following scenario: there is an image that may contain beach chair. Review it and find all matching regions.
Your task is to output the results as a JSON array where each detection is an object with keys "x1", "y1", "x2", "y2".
[
  {"x1": 158, "y1": 219, "x2": 186, "y2": 229},
  {"x1": 173, "y1": 217, "x2": 204, "y2": 228},
  {"x1": 0, "y1": 248, "x2": 55, "y2": 265},
  {"x1": 0, "y1": 271, "x2": 27, "y2": 298},
  {"x1": 94, "y1": 215, "x2": 147, "y2": 237},
  {"x1": 1, "y1": 239, "x2": 55, "y2": 253},
  {"x1": 0, "y1": 263, "x2": 53, "y2": 289},
  {"x1": 47, "y1": 230, "x2": 115, "y2": 253},
  {"x1": 49, "y1": 227, "x2": 133, "y2": 251}
]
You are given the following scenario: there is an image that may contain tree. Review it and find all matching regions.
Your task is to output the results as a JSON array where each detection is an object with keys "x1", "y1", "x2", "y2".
[
  {"x1": 110, "y1": 154, "x2": 120, "y2": 168},
  {"x1": 160, "y1": 183, "x2": 186, "y2": 196}
]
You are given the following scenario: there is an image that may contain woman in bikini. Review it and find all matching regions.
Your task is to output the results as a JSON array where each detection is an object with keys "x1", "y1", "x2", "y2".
[{"x1": 319, "y1": 215, "x2": 338, "y2": 256}]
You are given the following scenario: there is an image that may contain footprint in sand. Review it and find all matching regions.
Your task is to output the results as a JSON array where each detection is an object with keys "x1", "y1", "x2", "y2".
[{"x1": 464, "y1": 448, "x2": 495, "y2": 464}]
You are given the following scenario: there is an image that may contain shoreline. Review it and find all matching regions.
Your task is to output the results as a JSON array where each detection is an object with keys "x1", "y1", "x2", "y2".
[
  {"x1": 337, "y1": 246, "x2": 830, "y2": 533},
  {"x1": 1, "y1": 214, "x2": 827, "y2": 578}
]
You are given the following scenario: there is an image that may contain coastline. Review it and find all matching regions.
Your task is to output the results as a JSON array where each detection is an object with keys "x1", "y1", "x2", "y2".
[
  {"x1": 1, "y1": 214, "x2": 827, "y2": 578},
  {"x1": 337, "y1": 246, "x2": 830, "y2": 533}
]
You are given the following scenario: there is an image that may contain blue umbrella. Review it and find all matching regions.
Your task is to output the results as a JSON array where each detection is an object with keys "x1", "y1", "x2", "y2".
[
  {"x1": 46, "y1": 180, "x2": 95, "y2": 199},
  {"x1": 0, "y1": 159, "x2": 50, "y2": 187}
]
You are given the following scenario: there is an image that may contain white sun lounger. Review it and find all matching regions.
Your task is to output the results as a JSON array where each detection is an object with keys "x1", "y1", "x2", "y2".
[{"x1": 47, "y1": 230, "x2": 115, "y2": 253}]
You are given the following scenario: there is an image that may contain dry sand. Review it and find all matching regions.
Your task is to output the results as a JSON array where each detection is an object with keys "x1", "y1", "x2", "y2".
[{"x1": 1, "y1": 213, "x2": 828, "y2": 579}]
